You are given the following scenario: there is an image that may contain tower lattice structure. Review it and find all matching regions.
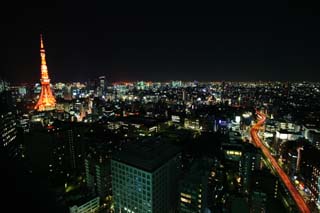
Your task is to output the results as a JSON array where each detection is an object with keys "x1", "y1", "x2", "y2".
[{"x1": 34, "y1": 34, "x2": 56, "y2": 111}]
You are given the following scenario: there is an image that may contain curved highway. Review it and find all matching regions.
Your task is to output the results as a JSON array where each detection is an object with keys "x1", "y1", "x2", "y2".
[{"x1": 250, "y1": 111, "x2": 310, "y2": 213}]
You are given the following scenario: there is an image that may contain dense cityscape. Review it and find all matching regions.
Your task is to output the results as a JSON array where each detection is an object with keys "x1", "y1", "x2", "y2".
[
  {"x1": 4, "y1": 2, "x2": 320, "y2": 212},
  {"x1": 1, "y1": 34, "x2": 320, "y2": 212}
]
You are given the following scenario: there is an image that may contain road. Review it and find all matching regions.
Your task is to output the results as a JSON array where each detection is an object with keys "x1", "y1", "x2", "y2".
[{"x1": 250, "y1": 111, "x2": 310, "y2": 213}]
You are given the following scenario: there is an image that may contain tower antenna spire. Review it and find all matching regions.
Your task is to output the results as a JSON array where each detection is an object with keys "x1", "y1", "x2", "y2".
[{"x1": 40, "y1": 34, "x2": 44, "y2": 49}]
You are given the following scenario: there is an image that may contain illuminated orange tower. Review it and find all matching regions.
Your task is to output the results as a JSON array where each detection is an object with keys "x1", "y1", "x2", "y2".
[{"x1": 34, "y1": 34, "x2": 56, "y2": 111}]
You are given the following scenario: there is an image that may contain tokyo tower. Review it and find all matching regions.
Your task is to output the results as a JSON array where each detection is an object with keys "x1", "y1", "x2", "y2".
[{"x1": 34, "y1": 34, "x2": 56, "y2": 111}]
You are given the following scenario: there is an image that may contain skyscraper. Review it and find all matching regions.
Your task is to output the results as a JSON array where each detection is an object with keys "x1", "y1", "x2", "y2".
[
  {"x1": 99, "y1": 75, "x2": 107, "y2": 97},
  {"x1": 111, "y1": 142, "x2": 181, "y2": 213},
  {"x1": 178, "y1": 159, "x2": 211, "y2": 213},
  {"x1": 250, "y1": 191, "x2": 267, "y2": 213},
  {"x1": 239, "y1": 143, "x2": 262, "y2": 193},
  {"x1": 85, "y1": 151, "x2": 112, "y2": 200},
  {"x1": 34, "y1": 34, "x2": 56, "y2": 111},
  {"x1": 251, "y1": 169, "x2": 282, "y2": 212},
  {"x1": 25, "y1": 127, "x2": 68, "y2": 186},
  {"x1": 300, "y1": 145, "x2": 320, "y2": 206},
  {"x1": 0, "y1": 110, "x2": 18, "y2": 158},
  {"x1": 0, "y1": 90, "x2": 18, "y2": 159}
]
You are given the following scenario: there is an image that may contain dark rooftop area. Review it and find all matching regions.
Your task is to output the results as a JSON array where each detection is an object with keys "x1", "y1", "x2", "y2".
[{"x1": 112, "y1": 140, "x2": 181, "y2": 172}]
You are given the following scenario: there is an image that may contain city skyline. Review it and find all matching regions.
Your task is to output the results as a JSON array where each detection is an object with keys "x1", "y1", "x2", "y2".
[
  {"x1": 2, "y1": 2, "x2": 320, "y2": 212},
  {"x1": 4, "y1": 2, "x2": 320, "y2": 83},
  {"x1": 2, "y1": 69, "x2": 320, "y2": 211}
]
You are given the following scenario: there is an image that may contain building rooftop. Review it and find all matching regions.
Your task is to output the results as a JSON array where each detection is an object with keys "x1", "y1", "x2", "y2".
[
  {"x1": 115, "y1": 116, "x2": 166, "y2": 127},
  {"x1": 66, "y1": 190, "x2": 98, "y2": 208},
  {"x1": 112, "y1": 140, "x2": 181, "y2": 172},
  {"x1": 180, "y1": 159, "x2": 211, "y2": 184},
  {"x1": 230, "y1": 197, "x2": 249, "y2": 213},
  {"x1": 277, "y1": 129, "x2": 301, "y2": 134}
]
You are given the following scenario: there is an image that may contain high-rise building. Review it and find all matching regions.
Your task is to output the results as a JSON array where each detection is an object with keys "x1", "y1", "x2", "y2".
[
  {"x1": 25, "y1": 127, "x2": 69, "y2": 186},
  {"x1": 182, "y1": 89, "x2": 186, "y2": 102},
  {"x1": 250, "y1": 191, "x2": 267, "y2": 213},
  {"x1": 0, "y1": 79, "x2": 9, "y2": 93},
  {"x1": 250, "y1": 169, "x2": 287, "y2": 212},
  {"x1": 0, "y1": 91, "x2": 18, "y2": 159},
  {"x1": 300, "y1": 145, "x2": 320, "y2": 206},
  {"x1": 85, "y1": 151, "x2": 112, "y2": 200},
  {"x1": 252, "y1": 169, "x2": 280, "y2": 200},
  {"x1": 305, "y1": 129, "x2": 320, "y2": 150},
  {"x1": 287, "y1": 150, "x2": 298, "y2": 177},
  {"x1": 171, "y1": 80, "x2": 182, "y2": 88},
  {"x1": 239, "y1": 143, "x2": 262, "y2": 193},
  {"x1": 60, "y1": 126, "x2": 85, "y2": 173},
  {"x1": 63, "y1": 84, "x2": 73, "y2": 100},
  {"x1": 99, "y1": 75, "x2": 107, "y2": 97},
  {"x1": 111, "y1": 142, "x2": 181, "y2": 213},
  {"x1": 229, "y1": 196, "x2": 250, "y2": 213},
  {"x1": 178, "y1": 159, "x2": 211, "y2": 213},
  {"x1": 136, "y1": 81, "x2": 146, "y2": 90},
  {"x1": 0, "y1": 111, "x2": 18, "y2": 158},
  {"x1": 34, "y1": 34, "x2": 56, "y2": 111}
]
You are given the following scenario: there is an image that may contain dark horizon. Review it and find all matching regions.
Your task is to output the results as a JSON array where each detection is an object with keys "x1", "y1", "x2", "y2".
[{"x1": 4, "y1": 2, "x2": 320, "y2": 83}]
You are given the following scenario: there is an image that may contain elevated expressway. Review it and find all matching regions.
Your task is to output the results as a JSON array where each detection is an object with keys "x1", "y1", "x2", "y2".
[{"x1": 250, "y1": 111, "x2": 310, "y2": 213}]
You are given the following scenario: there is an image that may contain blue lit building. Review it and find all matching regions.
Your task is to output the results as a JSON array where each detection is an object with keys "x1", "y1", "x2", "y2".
[{"x1": 111, "y1": 142, "x2": 181, "y2": 212}]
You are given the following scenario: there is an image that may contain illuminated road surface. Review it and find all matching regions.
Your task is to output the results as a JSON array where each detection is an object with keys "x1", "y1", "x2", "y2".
[{"x1": 250, "y1": 111, "x2": 310, "y2": 213}]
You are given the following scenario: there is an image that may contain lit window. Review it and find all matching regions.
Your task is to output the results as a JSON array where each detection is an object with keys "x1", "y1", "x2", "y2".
[
  {"x1": 180, "y1": 197, "x2": 191, "y2": 203},
  {"x1": 180, "y1": 193, "x2": 191, "y2": 198}
]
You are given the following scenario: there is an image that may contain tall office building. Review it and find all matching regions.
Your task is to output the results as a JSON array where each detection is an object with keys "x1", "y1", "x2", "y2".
[
  {"x1": 0, "y1": 111, "x2": 18, "y2": 158},
  {"x1": 63, "y1": 84, "x2": 73, "y2": 100},
  {"x1": 250, "y1": 191, "x2": 267, "y2": 213},
  {"x1": 300, "y1": 145, "x2": 320, "y2": 205},
  {"x1": 26, "y1": 127, "x2": 69, "y2": 186},
  {"x1": 85, "y1": 151, "x2": 112, "y2": 200},
  {"x1": 287, "y1": 150, "x2": 298, "y2": 177},
  {"x1": 97, "y1": 76, "x2": 107, "y2": 97},
  {"x1": 239, "y1": 143, "x2": 262, "y2": 193},
  {"x1": 171, "y1": 80, "x2": 182, "y2": 88},
  {"x1": 0, "y1": 91, "x2": 18, "y2": 159},
  {"x1": 0, "y1": 79, "x2": 9, "y2": 93},
  {"x1": 111, "y1": 142, "x2": 181, "y2": 213},
  {"x1": 182, "y1": 89, "x2": 186, "y2": 102},
  {"x1": 252, "y1": 169, "x2": 280, "y2": 200},
  {"x1": 61, "y1": 125, "x2": 86, "y2": 173},
  {"x1": 250, "y1": 169, "x2": 282, "y2": 212},
  {"x1": 178, "y1": 159, "x2": 211, "y2": 213}
]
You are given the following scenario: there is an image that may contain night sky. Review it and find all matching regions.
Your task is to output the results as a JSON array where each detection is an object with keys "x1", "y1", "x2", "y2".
[{"x1": 3, "y1": 1, "x2": 320, "y2": 83}]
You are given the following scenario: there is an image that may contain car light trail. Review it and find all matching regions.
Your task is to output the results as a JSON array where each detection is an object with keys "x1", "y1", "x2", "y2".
[{"x1": 250, "y1": 111, "x2": 310, "y2": 213}]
